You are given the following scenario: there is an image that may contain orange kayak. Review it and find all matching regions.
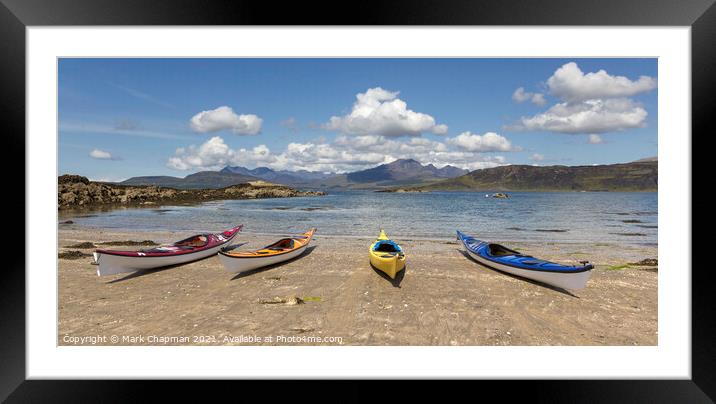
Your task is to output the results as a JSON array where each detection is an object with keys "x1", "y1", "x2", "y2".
[{"x1": 218, "y1": 228, "x2": 316, "y2": 273}]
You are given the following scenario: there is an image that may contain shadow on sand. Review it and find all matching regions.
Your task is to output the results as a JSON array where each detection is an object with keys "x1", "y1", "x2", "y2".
[
  {"x1": 103, "y1": 243, "x2": 252, "y2": 283},
  {"x1": 370, "y1": 263, "x2": 406, "y2": 288},
  {"x1": 456, "y1": 249, "x2": 579, "y2": 298},
  {"x1": 105, "y1": 257, "x2": 215, "y2": 284},
  {"x1": 230, "y1": 245, "x2": 318, "y2": 280}
]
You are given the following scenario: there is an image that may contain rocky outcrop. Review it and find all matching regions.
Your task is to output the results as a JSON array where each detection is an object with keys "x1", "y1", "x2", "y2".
[
  {"x1": 58, "y1": 175, "x2": 325, "y2": 210},
  {"x1": 59, "y1": 175, "x2": 91, "y2": 185}
]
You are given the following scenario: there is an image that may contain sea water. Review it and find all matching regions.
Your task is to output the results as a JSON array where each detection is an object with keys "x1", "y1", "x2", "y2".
[{"x1": 61, "y1": 191, "x2": 657, "y2": 245}]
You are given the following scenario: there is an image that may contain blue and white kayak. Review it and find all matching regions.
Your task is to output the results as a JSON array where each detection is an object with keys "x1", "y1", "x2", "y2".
[{"x1": 456, "y1": 230, "x2": 593, "y2": 290}]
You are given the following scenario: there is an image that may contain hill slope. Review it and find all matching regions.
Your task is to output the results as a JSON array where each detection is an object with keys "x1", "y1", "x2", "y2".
[
  {"x1": 121, "y1": 171, "x2": 261, "y2": 189},
  {"x1": 416, "y1": 161, "x2": 657, "y2": 192}
]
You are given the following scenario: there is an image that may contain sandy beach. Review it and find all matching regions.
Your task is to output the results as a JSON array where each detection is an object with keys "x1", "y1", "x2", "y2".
[{"x1": 58, "y1": 226, "x2": 657, "y2": 346}]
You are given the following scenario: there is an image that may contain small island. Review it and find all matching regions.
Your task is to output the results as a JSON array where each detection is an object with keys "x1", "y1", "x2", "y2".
[
  {"x1": 374, "y1": 187, "x2": 430, "y2": 193},
  {"x1": 58, "y1": 174, "x2": 325, "y2": 210}
]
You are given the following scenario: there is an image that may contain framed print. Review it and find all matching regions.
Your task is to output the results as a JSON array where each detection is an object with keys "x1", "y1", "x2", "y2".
[{"x1": 2, "y1": 0, "x2": 711, "y2": 401}]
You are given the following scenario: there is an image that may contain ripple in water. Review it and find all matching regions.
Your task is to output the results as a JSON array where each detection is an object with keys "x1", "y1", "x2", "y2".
[{"x1": 65, "y1": 191, "x2": 657, "y2": 245}]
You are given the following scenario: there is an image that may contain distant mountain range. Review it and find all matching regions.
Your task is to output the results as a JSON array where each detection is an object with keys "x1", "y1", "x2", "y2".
[
  {"x1": 221, "y1": 165, "x2": 333, "y2": 185},
  {"x1": 119, "y1": 158, "x2": 657, "y2": 191},
  {"x1": 121, "y1": 159, "x2": 468, "y2": 189},
  {"x1": 346, "y1": 159, "x2": 467, "y2": 183},
  {"x1": 411, "y1": 159, "x2": 658, "y2": 192},
  {"x1": 300, "y1": 159, "x2": 468, "y2": 189},
  {"x1": 222, "y1": 159, "x2": 467, "y2": 187}
]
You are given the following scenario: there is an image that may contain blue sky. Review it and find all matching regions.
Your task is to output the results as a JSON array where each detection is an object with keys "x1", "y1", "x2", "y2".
[{"x1": 59, "y1": 58, "x2": 657, "y2": 181}]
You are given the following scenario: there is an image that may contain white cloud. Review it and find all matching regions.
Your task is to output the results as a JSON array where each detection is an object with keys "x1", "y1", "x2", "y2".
[
  {"x1": 511, "y1": 98, "x2": 648, "y2": 134},
  {"x1": 167, "y1": 136, "x2": 275, "y2": 170},
  {"x1": 167, "y1": 137, "x2": 231, "y2": 170},
  {"x1": 530, "y1": 153, "x2": 544, "y2": 162},
  {"x1": 281, "y1": 142, "x2": 389, "y2": 171},
  {"x1": 546, "y1": 62, "x2": 657, "y2": 102},
  {"x1": 167, "y1": 136, "x2": 389, "y2": 173},
  {"x1": 335, "y1": 135, "x2": 450, "y2": 155},
  {"x1": 512, "y1": 87, "x2": 547, "y2": 106},
  {"x1": 324, "y1": 87, "x2": 447, "y2": 137},
  {"x1": 446, "y1": 131, "x2": 518, "y2": 152},
  {"x1": 530, "y1": 93, "x2": 547, "y2": 106},
  {"x1": 588, "y1": 134, "x2": 604, "y2": 144},
  {"x1": 509, "y1": 62, "x2": 656, "y2": 136},
  {"x1": 415, "y1": 152, "x2": 506, "y2": 171},
  {"x1": 89, "y1": 149, "x2": 113, "y2": 160},
  {"x1": 512, "y1": 87, "x2": 530, "y2": 103},
  {"x1": 189, "y1": 106, "x2": 262, "y2": 135},
  {"x1": 332, "y1": 134, "x2": 505, "y2": 171},
  {"x1": 167, "y1": 132, "x2": 514, "y2": 173}
]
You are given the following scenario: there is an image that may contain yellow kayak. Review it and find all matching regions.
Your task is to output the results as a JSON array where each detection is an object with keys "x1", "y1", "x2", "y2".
[{"x1": 369, "y1": 229, "x2": 406, "y2": 279}]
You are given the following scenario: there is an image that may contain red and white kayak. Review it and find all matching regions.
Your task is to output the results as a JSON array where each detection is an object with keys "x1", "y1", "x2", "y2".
[{"x1": 93, "y1": 225, "x2": 243, "y2": 276}]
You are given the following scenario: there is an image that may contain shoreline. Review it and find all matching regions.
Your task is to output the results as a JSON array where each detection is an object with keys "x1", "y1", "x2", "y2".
[
  {"x1": 59, "y1": 222, "x2": 658, "y2": 246},
  {"x1": 59, "y1": 227, "x2": 658, "y2": 346}
]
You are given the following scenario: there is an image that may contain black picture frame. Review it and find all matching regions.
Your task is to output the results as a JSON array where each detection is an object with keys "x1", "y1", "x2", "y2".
[{"x1": 2, "y1": 0, "x2": 709, "y2": 401}]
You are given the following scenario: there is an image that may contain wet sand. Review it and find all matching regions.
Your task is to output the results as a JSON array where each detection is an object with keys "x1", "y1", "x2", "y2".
[{"x1": 58, "y1": 227, "x2": 657, "y2": 346}]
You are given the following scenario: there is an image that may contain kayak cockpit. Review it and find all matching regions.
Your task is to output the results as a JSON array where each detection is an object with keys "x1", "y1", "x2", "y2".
[
  {"x1": 373, "y1": 240, "x2": 402, "y2": 253},
  {"x1": 133, "y1": 234, "x2": 210, "y2": 254},
  {"x1": 270, "y1": 238, "x2": 295, "y2": 250},
  {"x1": 487, "y1": 243, "x2": 524, "y2": 257},
  {"x1": 174, "y1": 235, "x2": 209, "y2": 248}
]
